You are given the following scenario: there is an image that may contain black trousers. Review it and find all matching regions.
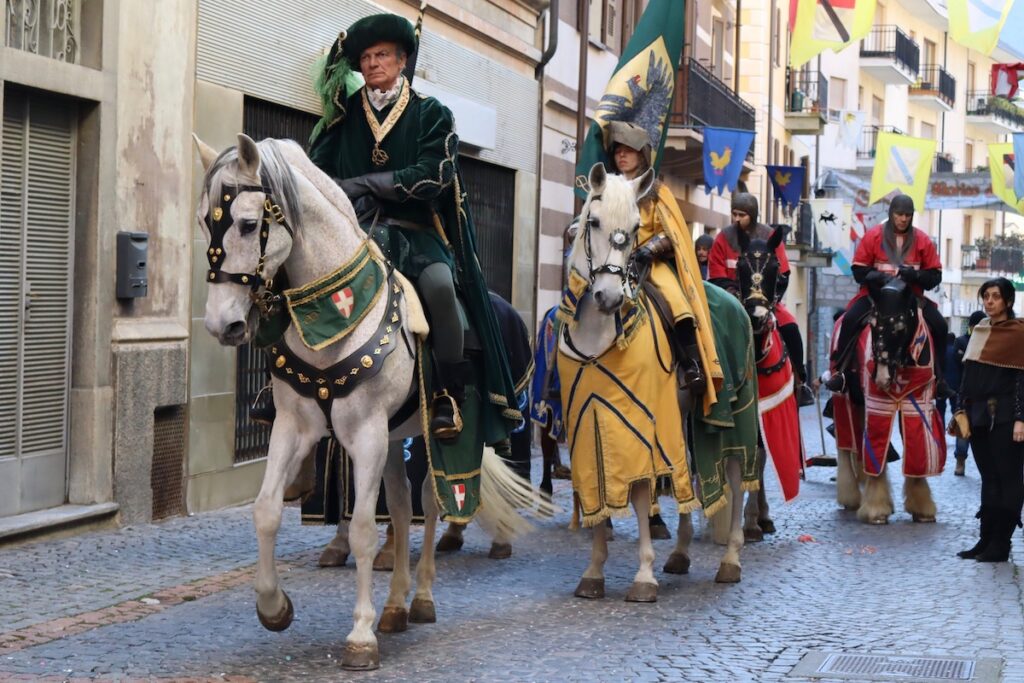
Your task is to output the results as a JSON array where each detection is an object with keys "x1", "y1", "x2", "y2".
[
  {"x1": 778, "y1": 321, "x2": 806, "y2": 382},
  {"x1": 833, "y1": 297, "x2": 947, "y2": 376},
  {"x1": 970, "y1": 422, "x2": 1024, "y2": 526}
]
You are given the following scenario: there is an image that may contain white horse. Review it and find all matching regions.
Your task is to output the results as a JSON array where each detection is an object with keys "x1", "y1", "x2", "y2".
[
  {"x1": 195, "y1": 134, "x2": 531, "y2": 670},
  {"x1": 558, "y1": 164, "x2": 749, "y2": 601}
]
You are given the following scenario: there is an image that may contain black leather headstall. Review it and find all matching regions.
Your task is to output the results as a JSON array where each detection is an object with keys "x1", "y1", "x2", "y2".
[{"x1": 205, "y1": 184, "x2": 294, "y2": 292}]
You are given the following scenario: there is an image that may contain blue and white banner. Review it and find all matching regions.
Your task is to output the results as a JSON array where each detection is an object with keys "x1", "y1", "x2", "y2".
[{"x1": 703, "y1": 127, "x2": 755, "y2": 195}]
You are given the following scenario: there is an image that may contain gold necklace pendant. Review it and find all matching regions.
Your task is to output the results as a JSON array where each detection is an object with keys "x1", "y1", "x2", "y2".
[{"x1": 362, "y1": 83, "x2": 411, "y2": 169}]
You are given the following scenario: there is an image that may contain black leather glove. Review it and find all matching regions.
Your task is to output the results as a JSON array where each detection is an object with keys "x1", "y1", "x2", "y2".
[
  {"x1": 633, "y1": 245, "x2": 656, "y2": 267},
  {"x1": 898, "y1": 266, "x2": 918, "y2": 283},
  {"x1": 335, "y1": 172, "x2": 399, "y2": 202},
  {"x1": 864, "y1": 270, "x2": 889, "y2": 287}
]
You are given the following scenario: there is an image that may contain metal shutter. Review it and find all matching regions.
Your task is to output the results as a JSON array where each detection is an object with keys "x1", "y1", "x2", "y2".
[{"x1": 0, "y1": 88, "x2": 75, "y2": 512}]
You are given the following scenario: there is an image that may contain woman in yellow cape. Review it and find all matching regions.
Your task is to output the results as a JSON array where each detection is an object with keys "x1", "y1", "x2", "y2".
[{"x1": 606, "y1": 121, "x2": 722, "y2": 414}]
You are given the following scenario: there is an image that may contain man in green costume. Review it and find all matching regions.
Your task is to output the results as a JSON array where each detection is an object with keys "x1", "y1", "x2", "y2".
[{"x1": 308, "y1": 12, "x2": 520, "y2": 445}]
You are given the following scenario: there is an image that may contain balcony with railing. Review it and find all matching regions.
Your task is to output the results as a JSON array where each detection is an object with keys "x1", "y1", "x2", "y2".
[
  {"x1": 909, "y1": 64, "x2": 956, "y2": 111},
  {"x1": 785, "y1": 69, "x2": 829, "y2": 134},
  {"x1": 856, "y1": 125, "x2": 903, "y2": 167},
  {"x1": 5, "y1": 0, "x2": 80, "y2": 63},
  {"x1": 965, "y1": 91, "x2": 1024, "y2": 133},
  {"x1": 860, "y1": 26, "x2": 920, "y2": 85},
  {"x1": 961, "y1": 244, "x2": 1024, "y2": 274},
  {"x1": 933, "y1": 153, "x2": 955, "y2": 173},
  {"x1": 663, "y1": 58, "x2": 757, "y2": 183}
]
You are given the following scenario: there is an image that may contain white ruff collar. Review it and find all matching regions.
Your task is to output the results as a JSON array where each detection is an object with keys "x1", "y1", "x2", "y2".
[{"x1": 367, "y1": 76, "x2": 404, "y2": 111}]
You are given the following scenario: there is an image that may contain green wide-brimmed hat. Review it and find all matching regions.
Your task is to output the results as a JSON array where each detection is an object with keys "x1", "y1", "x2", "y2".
[{"x1": 342, "y1": 13, "x2": 416, "y2": 72}]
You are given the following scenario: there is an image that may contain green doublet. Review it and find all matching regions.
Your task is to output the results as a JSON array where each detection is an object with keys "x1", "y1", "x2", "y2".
[{"x1": 310, "y1": 88, "x2": 454, "y2": 279}]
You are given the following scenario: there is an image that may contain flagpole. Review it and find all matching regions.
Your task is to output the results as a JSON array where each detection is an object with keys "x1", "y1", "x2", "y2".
[{"x1": 574, "y1": 0, "x2": 590, "y2": 216}]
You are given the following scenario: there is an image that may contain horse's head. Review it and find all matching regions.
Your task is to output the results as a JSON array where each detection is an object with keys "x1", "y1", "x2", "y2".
[
  {"x1": 194, "y1": 134, "x2": 300, "y2": 345},
  {"x1": 867, "y1": 277, "x2": 916, "y2": 389},
  {"x1": 567, "y1": 162, "x2": 653, "y2": 314},
  {"x1": 736, "y1": 226, "x2": 786, "y2": 334}
]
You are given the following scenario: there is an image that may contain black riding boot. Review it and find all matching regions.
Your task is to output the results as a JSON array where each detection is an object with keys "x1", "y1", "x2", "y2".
[
  {"x1": 431, "y1": 359, "x2": 472, "y2": 443},
  {"x1": 957, "y1": 507, "x2": 994, "y2": 559}
]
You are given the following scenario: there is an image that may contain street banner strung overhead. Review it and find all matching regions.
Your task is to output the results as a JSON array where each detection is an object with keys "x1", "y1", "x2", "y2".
[
  {"x1": 574, "y1": 0, "x2": 685, "y2": 199},
  {"x1": 991, "y1": 62, "x2": 1024, "y2": 98},
  {"x1": 837, "y1": 110, "x2": 866, "y2": 149},
  {"x1": 809, "y1": 198, "x2": 855, "y2": 275},
  {"x1": 947, "y1": 0, "x2": 1014, "y2": 55},
  {"x1": 987, "y1": 141, "x2": 1024, "y2": 212},
  {"x1": 703, "y1": 127, "x2": 755, "y2": 195},
  {"x1": 790, "y1": 0, "x2": 877, "y2": 69},
  {"x1": 869, "y1": 132, "x2": 937, "y2": 208},
  {"x1": 766, "y1": 164, "x2": 806, "y2": 210}
]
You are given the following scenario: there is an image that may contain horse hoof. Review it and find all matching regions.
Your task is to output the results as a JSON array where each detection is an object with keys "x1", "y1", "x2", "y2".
[
  {"x1": 842, "y1": 504, "x2": 859, "y2": 512},
  {"x1": 715, "y1": 563, "x2": 742, "y2": 584},
  {"x1": 868, "y1": 516, "x2": 889, "y2": 525},
  {"x1": 435, "y1": 534, "x2": 464, "y2": 553},
  {"x1": 341, "y1": 642, "x2": 380, "y2": 671},
  {"x1": 488, "y1": 542, "x2": 512, "y2": 559},
  {"x1": 662, "y1": 552, "x2": 691, "y2": 575},
  {"x1": 373, "y1": 550, "x2": 394, "y2": 572},
  {"x1": 409, "y1": 598, "x2": 437, "y2": 623},
  {"x1": 649, "y1": 524, "x2": 672, "y2": 540},
  {"x1": 757, "y1": 519, "x2": 776, "y2": 534},
  {"x1": 377, "y1": 606, "x2": 409, "y2": 633},
  {"x1": 912, "y1": 514, "x2": 936, "y2": 523},
  {"x1": 318, "y1": 546, "x2": 349, "y2": 567},
  {"x1": 256, "y1": 591, "x2": 294, "y2": 632},
  {"x1": 624, "y1": 582, "x2": 658, "y2": 603},
  {"x1": 574, "y1": 577, "x2": 605, "y2": 600},
  {"x1": 744, "y1": 527, "x2": 764, "y2": 542}
]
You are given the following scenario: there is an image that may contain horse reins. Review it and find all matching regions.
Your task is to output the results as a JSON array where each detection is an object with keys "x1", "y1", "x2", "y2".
[{"x1": 205, "y1": 184, "x2": 294, "y2": 316}]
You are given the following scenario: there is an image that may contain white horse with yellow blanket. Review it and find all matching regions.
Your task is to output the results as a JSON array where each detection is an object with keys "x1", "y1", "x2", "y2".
[{"x1": 557, "y1": 164, "x2": 759, "y2": 601}]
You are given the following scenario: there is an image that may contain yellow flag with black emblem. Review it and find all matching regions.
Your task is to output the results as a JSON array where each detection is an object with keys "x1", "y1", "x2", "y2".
[
  {"x1": 790, "y1": 0, "x2": 877, "y2": 69},
  {"x1": 869, "y1": 132, "x2": 936, "y2": 208},
  {"x1": 574, "y1": 0, "x2": 684, "y2": 199},
  {"x1": 987, "y1": 142, "x2": 1024, "y2": 212}
]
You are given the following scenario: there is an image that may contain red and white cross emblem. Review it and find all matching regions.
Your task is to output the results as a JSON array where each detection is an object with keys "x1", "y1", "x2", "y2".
[
  {"x1": 331, "y1": 287, "x2": 355, "y2": 318},
  {"x1": 452, "y1": 483, "x2": 466, "y2": 511}
]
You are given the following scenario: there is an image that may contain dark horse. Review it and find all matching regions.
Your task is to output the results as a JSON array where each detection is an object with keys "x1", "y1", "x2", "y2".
[
  {"x1": 733, "y1": 227, "x2": 803, "y2": 540},
  {"x1": 831, "y1": 277, "x2": 944, "y2": 524}
]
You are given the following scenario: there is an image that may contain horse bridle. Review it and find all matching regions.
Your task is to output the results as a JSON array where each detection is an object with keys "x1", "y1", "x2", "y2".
[
  {"x1": 205, "y1": 184, "x2": 294, "y2": 316},
  {"x1": 740, "y1": 247, "x2": 777, "y2": 330},
  {"x1": 581, "y1": 194, "x2": 637, "y2": 287}
]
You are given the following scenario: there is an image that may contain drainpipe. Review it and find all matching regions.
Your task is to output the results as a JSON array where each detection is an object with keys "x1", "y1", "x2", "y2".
[
  {"x1": 765, "y1": 0, "x2": 777, "y2": 213},
  {"x1": 574, "y1": 0, "x2": 590, "y2": 216},
  {"x1": 734, "y1": 0, "x2": 741, "y2": 94},
  {"x1": 533, "y1": 0, "x2": 559, "y2": 328},
  {"x1": 937, "y1": 31, "x2": 948, "y2": 318}
]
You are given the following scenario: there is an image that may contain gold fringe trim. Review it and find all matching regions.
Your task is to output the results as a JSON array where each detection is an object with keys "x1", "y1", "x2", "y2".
[
  {"x1": 676, "y1": 498, "x2": 703, "y2": 515},
  {"x1": 579, "y1": 504, "x2": 636, "y2": 529},
  {"x1": 701, "y1": 494, "x2": 728, "y2": 520},
  {"x1": 741, "y1": 479, "x2": 761, "y2": 493}
]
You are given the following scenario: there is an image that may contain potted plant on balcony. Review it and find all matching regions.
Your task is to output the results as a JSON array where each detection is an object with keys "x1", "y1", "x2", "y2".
[{"x1": 975, "y1": 236, "x2": 994, "y2": 270}]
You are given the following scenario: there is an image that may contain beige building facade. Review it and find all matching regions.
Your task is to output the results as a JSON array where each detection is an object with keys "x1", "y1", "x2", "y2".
[{"x1": 1, "y1": 0, "x2": 547, "y2": 536}]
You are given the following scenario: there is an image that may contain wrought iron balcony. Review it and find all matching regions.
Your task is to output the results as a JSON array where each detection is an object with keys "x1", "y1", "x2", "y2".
[
  {"x1": 966, "y1": 91, "x2": 1024, "y2": 133},
  {"x1": 5, "y1": 0, "x2": 79, "y2": 63},
  {"x1": 669, "y1": 58, "x2": 756, "y2": 132},
  {"x1": 860, "y1": 26, "x2": 920, "y2": 84},
  {"x1": 910, "y1": 64, "x2": 956, "y2": 111},
  {"x1": 856, "y1": 125, "x2": 903, "y2": 161},
  {"x1": 785, "y1": 69, "x2": 829, "y2": 133},
  {"x1": 961, "y1": 244, "x2": 1024, "y2": 273}
]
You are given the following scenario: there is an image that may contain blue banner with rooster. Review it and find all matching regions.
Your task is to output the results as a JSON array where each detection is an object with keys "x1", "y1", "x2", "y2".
[
  {"x1": 703, "y1": 127, "x2": 754, "y2": 195},
  {"x1": 766, "y1": 164, "x2": 805, "y2": 211}
]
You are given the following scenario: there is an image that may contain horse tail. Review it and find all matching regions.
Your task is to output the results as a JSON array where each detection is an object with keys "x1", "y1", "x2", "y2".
[{"x1": 475, "y1": 446, "x2": 560, "y2": 541}]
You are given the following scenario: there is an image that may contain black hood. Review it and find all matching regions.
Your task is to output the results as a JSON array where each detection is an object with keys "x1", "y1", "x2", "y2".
[
  {"x1": 731, "y1": 192, "x2": 759, "y2": 225},
  {"x1": 882, "y1": 194, "x2": 915, "y2": 266},
  {"x1": 888, "y1": 194, "x2": 915, "y2": 222}
]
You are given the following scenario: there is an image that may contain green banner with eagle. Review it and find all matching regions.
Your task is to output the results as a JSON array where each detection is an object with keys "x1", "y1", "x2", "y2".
[{"x1": 573, "y1": 0, "x2": 685, "y2": 199}]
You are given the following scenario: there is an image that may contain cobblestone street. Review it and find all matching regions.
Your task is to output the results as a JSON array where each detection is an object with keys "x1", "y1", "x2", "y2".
[{"x1": 2, "y1": 407, "x2": 1022, "y2": 682}]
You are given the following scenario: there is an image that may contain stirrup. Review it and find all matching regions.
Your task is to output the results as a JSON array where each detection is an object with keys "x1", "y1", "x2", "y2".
[{"x1": 431, "y1": 390, "x2": 463, "y2": 441}]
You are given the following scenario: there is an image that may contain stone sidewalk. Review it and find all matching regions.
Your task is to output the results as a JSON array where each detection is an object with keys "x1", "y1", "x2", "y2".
[{"x1": 1, "y1": 405, "x2": 1022, "y2": 682}]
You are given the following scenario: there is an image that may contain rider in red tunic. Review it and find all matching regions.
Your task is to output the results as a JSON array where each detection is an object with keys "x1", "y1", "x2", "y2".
[
  {"x1": 826, "y1": 193, "x2": 951, "y2": 397},
  {"x1": 708, "y1": 192, "x2": 809, "y2": 389}
]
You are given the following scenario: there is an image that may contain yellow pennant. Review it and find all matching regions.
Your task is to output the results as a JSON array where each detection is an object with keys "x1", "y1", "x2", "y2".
[
  {"x1": 987, "y1": 142, "x2": 1024, "y2": 212},
  {"x1": 790, "y1": 0, "x2": 878, "y2": 69},
  {"x1": 869, "y1": 132, "x2": 936, "y2": 208},
  {"x1": 948, "y1": 0, "x2": 1013, "y2": 56}
]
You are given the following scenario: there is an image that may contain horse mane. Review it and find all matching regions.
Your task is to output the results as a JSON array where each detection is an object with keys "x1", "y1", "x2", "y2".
[{"x1": 202, "y1": 139, "x2": 303, "y2": 232}]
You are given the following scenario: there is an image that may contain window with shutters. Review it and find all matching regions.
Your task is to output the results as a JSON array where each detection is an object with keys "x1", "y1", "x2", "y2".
[
  {"x1": 0, "y1": 86, "x2": 76, "y2": 516},
  {"x1": 587, "y1": 0, "x2": 622, "y2": 54}
]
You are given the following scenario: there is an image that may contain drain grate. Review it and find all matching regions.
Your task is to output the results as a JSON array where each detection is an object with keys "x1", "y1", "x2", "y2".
[{"x1": 817, "y1": 654, "x2": 974, "y2": 680}]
